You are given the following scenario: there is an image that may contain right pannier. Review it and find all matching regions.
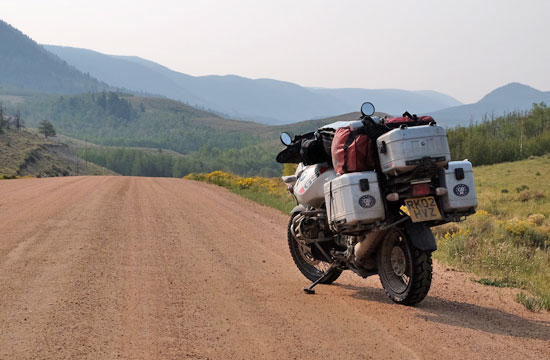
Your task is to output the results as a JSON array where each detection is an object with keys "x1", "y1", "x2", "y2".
[{"x1": 331, "y1": 125, "x2": 378, "y2": 175}]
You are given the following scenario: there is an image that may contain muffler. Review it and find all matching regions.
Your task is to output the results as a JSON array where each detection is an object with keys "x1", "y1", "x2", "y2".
[{"x1": 353, "y1": 231, "x2": 381, "y2": 265}]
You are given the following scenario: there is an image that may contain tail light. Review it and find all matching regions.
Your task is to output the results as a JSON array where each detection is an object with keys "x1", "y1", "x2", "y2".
[{"x1": 412, "y1": 183, "x2": 430, "y2": 197}]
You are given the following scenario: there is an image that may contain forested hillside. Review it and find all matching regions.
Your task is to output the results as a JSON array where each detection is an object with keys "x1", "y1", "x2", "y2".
[
  {"x1": 447, "y1": 103, "x2": 550, "y2": 165},
  {"x1": 4, "y1": 91, "x2": 283, "y2": 176},
  {"x1": 82, "y1": 103, "x2": 550, "y2": 178},
  {"x1": 0, "y1": 20, "x2": 107, "y2": 94},
  {"x1": 80, "y1": 145, "x2": 278, "y2": 177},
  {"x1": 18, "y1": 92, "x2": 265, "y2": 154}
]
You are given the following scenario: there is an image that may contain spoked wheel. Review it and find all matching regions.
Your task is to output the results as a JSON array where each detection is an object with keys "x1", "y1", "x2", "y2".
[
  {"x1": 288, "y1": 214, "x2": 342, "y2": 284},
  {"x1": 377, "y1": 228, "x2": 432, "y2": 305}
]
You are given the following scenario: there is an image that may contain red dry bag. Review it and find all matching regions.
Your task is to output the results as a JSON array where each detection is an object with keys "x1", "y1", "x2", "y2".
[
  {"x1": 385, "y1": 114, "x2": 435, "y2": 126},
  {"x1": 331, "y1": 126, "x2": 377, "y2": 175}
]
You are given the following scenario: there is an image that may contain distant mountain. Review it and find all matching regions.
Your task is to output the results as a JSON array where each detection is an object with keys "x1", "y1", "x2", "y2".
[
  {"x1": 43, "y1": 45, "x2": 462, "y2": 124},
  {"x1": 429, "y1": 83, "x2": 550, "y2": 127},
  {"x1": 308, "y1": 88, "x2": 461, "y2": 115},
  {"x1": 0, "y1": 20, "x2": 107, "y2": 94}
]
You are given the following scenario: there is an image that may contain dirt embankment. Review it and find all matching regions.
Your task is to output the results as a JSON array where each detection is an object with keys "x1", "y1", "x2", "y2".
[
  {"x1": 0, "y1": 176, "x2": 548, "y2": 359},
  {"x1": 0, "y1": 128, "x2": 114, "y2": 177}
]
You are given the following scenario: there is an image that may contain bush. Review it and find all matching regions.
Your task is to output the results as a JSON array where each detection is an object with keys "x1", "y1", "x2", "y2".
[
  {"x1": 504, "y1": 219, "x2": 548, "y2": 248},
  {"x1": 516, "y1": 185, "x2": 529, "y2": 193},
  {"x1": 528, "y1": 214, "x2": 545, "y2": 226},
  {"x1": 518, "y1": 190, "x2": 545, "y2": 202}
]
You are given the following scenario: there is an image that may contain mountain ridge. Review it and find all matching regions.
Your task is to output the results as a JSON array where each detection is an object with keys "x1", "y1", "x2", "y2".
[
  {"x1": 429, "y1": 82, "x2": 550, "y2": 127},
  {"x1": 43, "y1": 44, "x2": 464, "y2": 124},
  {"x1": 0, "y1": 20, "x2": 108, "y2": 95}
]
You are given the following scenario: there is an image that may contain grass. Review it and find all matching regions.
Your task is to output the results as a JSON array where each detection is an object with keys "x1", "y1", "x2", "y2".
[
  {"x1": 474, "y1": 278, "x2": 516, "y2": 288},
  {"x1": 188, "y1": 157, "x2": 550, "y2": 312},
  {"x1": 515, "y1": 292, "x2": 550, "y2": 312},
  {"x1": 472, "y1": 155, "x2": 550, "y2": 219}
]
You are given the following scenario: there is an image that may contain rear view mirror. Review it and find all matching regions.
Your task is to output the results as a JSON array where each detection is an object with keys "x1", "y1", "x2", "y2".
[
  {"x1": 361, "y1": 102, "x2": 375, "y2": 116},
  {"x1": 280, "y1": 132, "x2": 292, "y2": 146}
]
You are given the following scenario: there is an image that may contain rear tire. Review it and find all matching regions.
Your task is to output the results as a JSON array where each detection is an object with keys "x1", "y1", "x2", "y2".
[
  {"x1": 377, "y1": 228, "x2": 432, "y2": 305},
  {"x1": 288, "y1": 214, "x2": 342, "y2": 284}
]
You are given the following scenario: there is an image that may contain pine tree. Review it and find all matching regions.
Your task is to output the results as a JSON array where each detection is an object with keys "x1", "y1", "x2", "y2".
[
  {"x1": 38, "y1": 120, "x2": 56, "y2": 138},
  {"x1": 15, "y1": 110, "x2": 22, "y2": 129}
]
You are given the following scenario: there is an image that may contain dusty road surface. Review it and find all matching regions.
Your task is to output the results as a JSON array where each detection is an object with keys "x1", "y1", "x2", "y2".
[{"x1": 0, "y1": 176, "x2": 549, "y2": 359}]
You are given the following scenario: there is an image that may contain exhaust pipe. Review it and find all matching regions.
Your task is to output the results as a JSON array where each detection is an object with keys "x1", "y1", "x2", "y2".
[{"x1": 354, "y1": 231, "x2": 380, "y2": 264}]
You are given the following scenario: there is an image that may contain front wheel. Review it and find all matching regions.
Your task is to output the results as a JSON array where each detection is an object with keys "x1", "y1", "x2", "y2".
[
  {"x1": 377, "y1": 228, "x2": 432, "y2": 305},
  {"x1": 288, "y1": 214, "x2": 342, "y2": 284}
]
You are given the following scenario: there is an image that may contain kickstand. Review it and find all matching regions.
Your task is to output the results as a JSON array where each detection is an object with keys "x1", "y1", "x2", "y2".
[{"x1": 303, "y1": 264, "x2": 337, "y2": 294}]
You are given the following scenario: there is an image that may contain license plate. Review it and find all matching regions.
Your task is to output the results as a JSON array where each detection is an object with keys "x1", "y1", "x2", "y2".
[{"x1": 405, "y1": 196, "x2": 443, "y2": 223}]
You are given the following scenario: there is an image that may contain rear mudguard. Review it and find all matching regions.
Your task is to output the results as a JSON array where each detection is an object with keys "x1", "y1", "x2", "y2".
[
  {"x1": 403, "y1": 222, "x2": 437, "y2": 252},
  {"x1": 290, "y1": 205, "x2": 306, "y2": 215}
]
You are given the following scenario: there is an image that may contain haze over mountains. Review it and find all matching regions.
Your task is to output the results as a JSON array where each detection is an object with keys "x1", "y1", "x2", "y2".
[
  {"x1": 0, "y1": 20, "x2": 107, "y2": 94},
  {"x1": 44, "y1": 45, "x2": 463, "y2": 124}
]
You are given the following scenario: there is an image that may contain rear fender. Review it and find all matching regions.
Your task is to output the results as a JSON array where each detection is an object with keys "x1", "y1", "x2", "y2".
[{"x1": 403, "y1": 222, "x2": 437, "y2": 252}]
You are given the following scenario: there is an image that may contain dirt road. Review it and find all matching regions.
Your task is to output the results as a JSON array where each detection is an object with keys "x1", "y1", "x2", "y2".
[{"x1": 0, "y1": 177, "x2": 548, "y2": 359}]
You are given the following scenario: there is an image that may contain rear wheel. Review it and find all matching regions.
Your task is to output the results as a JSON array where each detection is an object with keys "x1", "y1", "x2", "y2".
[
  {"x1": 377, "y1": 228, "x2": 432, "y2": 305},
  {"x1": 288, "y1": 214, "x2": 342, "y2": 284}
]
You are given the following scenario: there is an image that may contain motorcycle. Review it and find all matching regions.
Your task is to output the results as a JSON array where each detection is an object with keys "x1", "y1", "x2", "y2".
[{"x1": 276, "y1": 102, "x2": 477, "y2": 305}]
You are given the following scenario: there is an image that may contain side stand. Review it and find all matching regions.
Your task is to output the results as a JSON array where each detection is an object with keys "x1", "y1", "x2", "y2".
[{"x1": 303, "y1": 264, "x2": 337, "y2": 294}]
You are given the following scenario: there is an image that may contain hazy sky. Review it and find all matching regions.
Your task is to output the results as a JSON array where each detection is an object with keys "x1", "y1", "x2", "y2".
[{"x1": 2, "y1": 0, "x2": 549, "y2": 103}]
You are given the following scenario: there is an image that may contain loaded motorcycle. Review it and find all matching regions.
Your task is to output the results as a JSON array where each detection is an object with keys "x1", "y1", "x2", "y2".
[{"x1": 276, "y1": 102, "x2": 477, "y2": 305}]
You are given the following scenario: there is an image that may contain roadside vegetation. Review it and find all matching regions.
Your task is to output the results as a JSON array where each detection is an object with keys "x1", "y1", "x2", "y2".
[{"x1": 184, "y1": 170, "x2": 295, "y2": 213}]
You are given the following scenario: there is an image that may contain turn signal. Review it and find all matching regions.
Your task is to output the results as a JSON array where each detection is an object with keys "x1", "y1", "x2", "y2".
[
  {"x1": 386, "y1": 192, "x2": 399, "y2": 201},
  {"x1": 435, "y1": 187, "x2": 448, "y2": 196},
  {"x1": 412, "y1": 183, "x2": 430, "y2": 197}
]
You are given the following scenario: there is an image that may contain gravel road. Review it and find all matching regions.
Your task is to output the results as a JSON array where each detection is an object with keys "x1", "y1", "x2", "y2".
[{"x1": 0, "y1": 176, "x2": 548, "y2": 359}]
